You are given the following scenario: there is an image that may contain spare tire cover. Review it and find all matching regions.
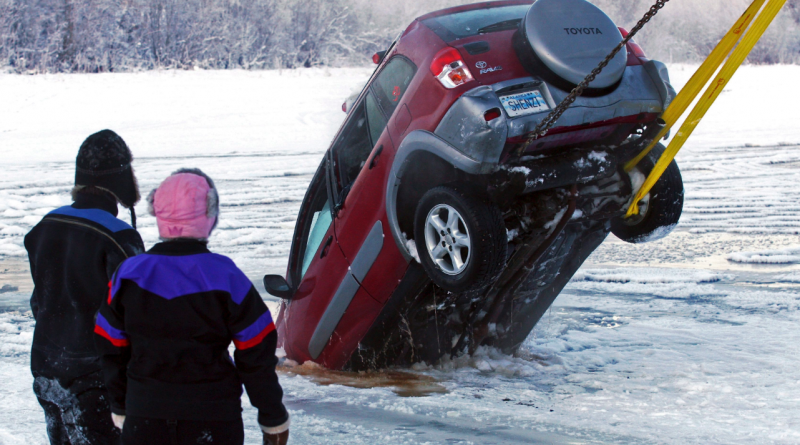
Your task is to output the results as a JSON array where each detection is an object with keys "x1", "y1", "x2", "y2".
[{"x1": 523, "y1": 0, "x2": 626, "y2": 89}]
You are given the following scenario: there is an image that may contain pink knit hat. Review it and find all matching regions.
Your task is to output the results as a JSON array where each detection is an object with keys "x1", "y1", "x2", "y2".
[{"x1": 147, "y1": 169, "x2": 219, "y2": 240}]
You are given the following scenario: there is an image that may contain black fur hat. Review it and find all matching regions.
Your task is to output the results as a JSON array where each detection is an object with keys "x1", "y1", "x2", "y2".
[{"x1": 74, "y1": 130, "x2": 140, "y2": 209}]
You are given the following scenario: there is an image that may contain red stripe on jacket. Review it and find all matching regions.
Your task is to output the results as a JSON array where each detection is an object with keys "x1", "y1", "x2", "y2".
[
  {"x1": 233, "y1": 322, "x2": 275, "y2": 350},
  {"x1": 94, "y1": 324, "x2": 130, "y2": 347}
]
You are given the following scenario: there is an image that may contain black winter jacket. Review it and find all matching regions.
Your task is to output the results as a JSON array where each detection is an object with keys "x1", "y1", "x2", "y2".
[
  {"x1": 94, "y1": 241, "x2": 288, "y2": 428},
  {"x1": 24, "y1": 193, "x2": 144, "y2": 381}
]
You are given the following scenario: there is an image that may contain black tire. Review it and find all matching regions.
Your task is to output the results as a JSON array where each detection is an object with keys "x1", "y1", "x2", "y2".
[
  {"x1": 612, "y1": 143, "x2": 684, "y2": 243},
  {"x1": 413, "y1": 184, "x2": 507, "y2": 293}
]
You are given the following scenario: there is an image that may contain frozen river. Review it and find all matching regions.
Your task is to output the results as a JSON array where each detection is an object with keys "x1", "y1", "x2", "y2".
[{"x1": 1, "y1": 65, "x2": 799, "y2": 444}]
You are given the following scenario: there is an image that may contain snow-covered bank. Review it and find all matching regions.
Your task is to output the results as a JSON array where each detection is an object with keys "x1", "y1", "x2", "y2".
[
  {"x1": 1, "y1": 68, "x2": 371, "y2": 164},
  {"x1": 1, "y1": 65, "x2": 799, "y2": 443}
]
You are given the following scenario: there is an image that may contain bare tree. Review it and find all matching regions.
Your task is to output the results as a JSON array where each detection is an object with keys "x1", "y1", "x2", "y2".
[{"x1": 1, "y1": 0, "x2": 798, "y2": 73}]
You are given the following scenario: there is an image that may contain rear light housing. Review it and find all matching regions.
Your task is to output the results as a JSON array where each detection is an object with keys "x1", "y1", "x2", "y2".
[
  {"x1": 430, "y1": 47, "x2": 474, "y2": 89},
  {"x1": 618, "y1": 28, "x2": 648, "y2": 64}
]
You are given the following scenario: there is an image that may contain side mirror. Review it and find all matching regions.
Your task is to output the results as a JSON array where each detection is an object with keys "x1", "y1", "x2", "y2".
[{"x1": 263, "y1": 275, "x2": 293, "y2": 300}]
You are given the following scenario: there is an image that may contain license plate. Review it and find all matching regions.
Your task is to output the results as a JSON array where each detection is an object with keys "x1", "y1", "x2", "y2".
[{"x1": 499, "y1": 90, "x2": 550, "y2": 118}]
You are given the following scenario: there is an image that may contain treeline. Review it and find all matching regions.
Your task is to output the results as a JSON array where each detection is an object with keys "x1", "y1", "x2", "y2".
[
  {"x1": 597, "y1": 0, "x2": 800, "y2": 65},
  {"x1": 1, "y1": 0, "x2": 799, "y2": 73}
]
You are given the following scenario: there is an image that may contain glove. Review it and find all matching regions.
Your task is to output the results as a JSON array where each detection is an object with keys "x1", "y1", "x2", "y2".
[
  {"x1": 261, "y1": 416, "x2": 290, "y2": 445},
  {"x1": 111, "y1": 413, "x2": 126, "y2": 430},
  {"x1": 263, "y1": 430, "x2": 289, "y2": 445}
]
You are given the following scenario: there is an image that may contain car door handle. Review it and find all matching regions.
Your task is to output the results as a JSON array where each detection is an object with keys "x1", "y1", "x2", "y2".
[
  {"x1": 319, "y1": 235, "x2": 333, "y2": 259},
  {"x1": 368, "y1": 145, "x2": 384, "y2": 170}
]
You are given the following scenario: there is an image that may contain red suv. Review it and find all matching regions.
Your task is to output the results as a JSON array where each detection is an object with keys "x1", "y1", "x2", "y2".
[{"x1": 264, "y1": 0, "x2": 684, "y2": 370}]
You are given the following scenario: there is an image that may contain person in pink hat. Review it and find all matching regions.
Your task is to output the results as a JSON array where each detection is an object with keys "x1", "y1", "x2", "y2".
[{"x1": 94, "y1": 168, "x2": 290, "y2": 445}]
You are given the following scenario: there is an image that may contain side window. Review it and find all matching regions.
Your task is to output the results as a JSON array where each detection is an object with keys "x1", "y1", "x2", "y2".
[
  {"x1": 331, "y1": 89, "x2": 388, "y2": 192},
  {"x1": 296, "y1": 172, "x2": 332, "y2": 280},
  {"x1": 331, "y1": 99, "x2": 373, "y2": 192},
  {"x1": 372, "y1": 57, "x2": 416, "y2": 117},
  {"x1": 365, "y1": 92, "x2": 387, "y2": 146}
]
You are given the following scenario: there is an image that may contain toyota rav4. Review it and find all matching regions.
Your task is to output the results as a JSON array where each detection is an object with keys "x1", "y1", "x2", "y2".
[{"x1": 264, "y1": 0, "x2": 684, "y2": 370}]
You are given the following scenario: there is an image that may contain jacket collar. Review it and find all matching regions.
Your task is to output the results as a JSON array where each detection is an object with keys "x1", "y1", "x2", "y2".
[
  {"x1": 148, "y1": 240, "x2": 211, "y2": 256},
  {"x1": 72, "y1": 192, "x2": 118, "y2": 217}
]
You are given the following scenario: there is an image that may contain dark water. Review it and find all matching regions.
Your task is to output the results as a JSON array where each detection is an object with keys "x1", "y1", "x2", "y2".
[{"x1": 278, "y1": 363, "x2": 448, "y2": 397}]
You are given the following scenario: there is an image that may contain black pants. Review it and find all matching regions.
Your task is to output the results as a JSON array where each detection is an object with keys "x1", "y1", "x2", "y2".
[
  {"x1": 121, "y1": 416, "x2": 244, "y2": 445},
  {"x1": 33, "y1": 374, "x2": 120, "y2": 445}
]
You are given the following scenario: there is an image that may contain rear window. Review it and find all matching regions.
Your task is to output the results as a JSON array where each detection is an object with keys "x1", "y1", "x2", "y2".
[
  {"x1": 372, "y1": 57, "x2": 416, "y2": 117},
  {"x1": 422, "y1": 4, "x2": 530, "y2": 42}
]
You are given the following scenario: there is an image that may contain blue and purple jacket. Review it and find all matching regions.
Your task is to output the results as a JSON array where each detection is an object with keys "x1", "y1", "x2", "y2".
[{"x1": 95, "y1": 240, "x2": 288, "y2": 427}]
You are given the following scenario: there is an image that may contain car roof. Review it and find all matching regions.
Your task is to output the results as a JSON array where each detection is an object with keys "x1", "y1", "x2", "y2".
[{"x1": 414, "y1": 0, "x2": 533, "y2": 22}]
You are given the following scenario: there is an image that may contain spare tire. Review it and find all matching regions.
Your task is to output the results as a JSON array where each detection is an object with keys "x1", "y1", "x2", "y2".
[{"x1": 514, "y1": 0, "x2": 627, "y2": 95}]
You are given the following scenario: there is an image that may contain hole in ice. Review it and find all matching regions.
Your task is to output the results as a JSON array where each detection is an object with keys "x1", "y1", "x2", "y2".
[{"x1": 277, "y1": 361, "x2": 448, "y2": 397}]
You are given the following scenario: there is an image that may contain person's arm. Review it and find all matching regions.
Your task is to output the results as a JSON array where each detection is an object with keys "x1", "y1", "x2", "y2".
[
  {"x1": 228, "y1": 286, "x2": 290, "y2": 439},
  {"x1": 106, "y1": 229, "x2": 144, "y2": 279},
  {"x1": 94, "y1": 272, "x2": 131, "y2": 420}
]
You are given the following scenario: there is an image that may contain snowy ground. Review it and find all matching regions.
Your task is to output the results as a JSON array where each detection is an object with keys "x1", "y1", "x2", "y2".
[{"x1": 1, "y1": 64, "x2": 799, "y2": 444}]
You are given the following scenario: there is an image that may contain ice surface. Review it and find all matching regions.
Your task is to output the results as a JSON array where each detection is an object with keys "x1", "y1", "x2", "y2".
[
  {"x1": 727, "y1": 246, "x2": 800, "y2": 264},
  {"x1": 776, "y1": 272, "x2": 800, "y2": 283},
  {"x1": 1, "y1": 65, "x2": 799, "y2": 443}
]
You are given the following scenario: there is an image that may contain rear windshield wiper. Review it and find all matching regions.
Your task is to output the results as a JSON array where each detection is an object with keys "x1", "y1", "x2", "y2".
[{"x1": 477, "y1": 19, "x2": 522, "y2": 34}]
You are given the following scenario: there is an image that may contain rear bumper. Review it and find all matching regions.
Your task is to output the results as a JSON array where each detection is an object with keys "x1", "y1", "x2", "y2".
[{"x1": 433, "y1": 62, "x2": 673, "y2": 164}]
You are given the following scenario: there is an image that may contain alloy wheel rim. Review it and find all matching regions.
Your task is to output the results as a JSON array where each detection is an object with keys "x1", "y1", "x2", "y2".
[{"x1": 424, "y1": 204, "x2": 471, "y2": 275}]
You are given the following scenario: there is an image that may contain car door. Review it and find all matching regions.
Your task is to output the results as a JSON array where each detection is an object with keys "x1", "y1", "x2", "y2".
[
  {"x1": 276, "y1": 159, "x2": 378, "y2": 367},
  {"x1": 331, "y1": 56, "x2": 418, "y2": 303}
]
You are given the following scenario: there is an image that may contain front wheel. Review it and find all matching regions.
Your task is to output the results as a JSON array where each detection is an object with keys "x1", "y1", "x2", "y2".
[
  {"x1": 414, "y1": 184, "x2": 507, "y2": 293},
  {"x1": 612, "y1": 143, "x2": 684, "y2": 243}
]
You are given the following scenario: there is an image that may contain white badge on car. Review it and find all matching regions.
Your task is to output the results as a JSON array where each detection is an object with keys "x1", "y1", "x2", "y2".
[{"x1": 475, "y1": 61, "x2": 502, "y2": 75}]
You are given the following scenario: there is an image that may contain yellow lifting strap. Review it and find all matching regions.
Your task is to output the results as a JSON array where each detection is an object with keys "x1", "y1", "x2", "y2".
[
  {"x1": 623, "y1": 0, "x2": 766, "y2": 173},
  {"x1": 624, "y1": 0, "x2": 787, "y2": 218}
]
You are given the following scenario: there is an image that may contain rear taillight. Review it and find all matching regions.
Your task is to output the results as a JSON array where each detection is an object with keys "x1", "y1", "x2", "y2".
[
  {"x1": 618, "y1": 27, "x2": 648, "y2": 61},
  {"x1": 627, "y1": 41, "x2": 647, "y2": 59},
  {"x1": 430, "y1": 47, "x2": 474, "y2": 89}
]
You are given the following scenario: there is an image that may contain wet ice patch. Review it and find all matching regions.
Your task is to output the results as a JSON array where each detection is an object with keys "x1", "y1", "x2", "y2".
[
  {"x1": 726, "y1": 245, "x2": 800, "y2": 264},
  {"x1": 279, "y1": 360, "x2": 446, "y2": 397}
]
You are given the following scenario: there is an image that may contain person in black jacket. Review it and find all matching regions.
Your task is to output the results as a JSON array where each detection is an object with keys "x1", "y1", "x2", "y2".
[
  {"x1": 94, "y1": 168, "x2": 290, "y2": 445},
  {"x1": 24, "y1": 129, "x2": 144, "y2": 445}
]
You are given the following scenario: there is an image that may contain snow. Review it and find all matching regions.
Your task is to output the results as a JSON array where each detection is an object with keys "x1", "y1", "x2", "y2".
[
  {"x1": 587, "y1": 151, "x2": 607, "y2": 163},
  {"x1": 776, "y1": 272, "x2": 800, "y2": 283},
  {"x1": 727, "y1": 246, "x2": 800, "y2": 264},
  {"x1": 405, "y1": 239, "x2": 421, "y2": 264},
  {"x1": 1, "y1": 64, "x2": 799, "y2": 443}
]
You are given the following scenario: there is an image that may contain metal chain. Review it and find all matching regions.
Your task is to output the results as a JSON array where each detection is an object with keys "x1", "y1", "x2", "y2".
[{"x1": 515, "y1": 0, "x2": 670, "y2": 157}]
